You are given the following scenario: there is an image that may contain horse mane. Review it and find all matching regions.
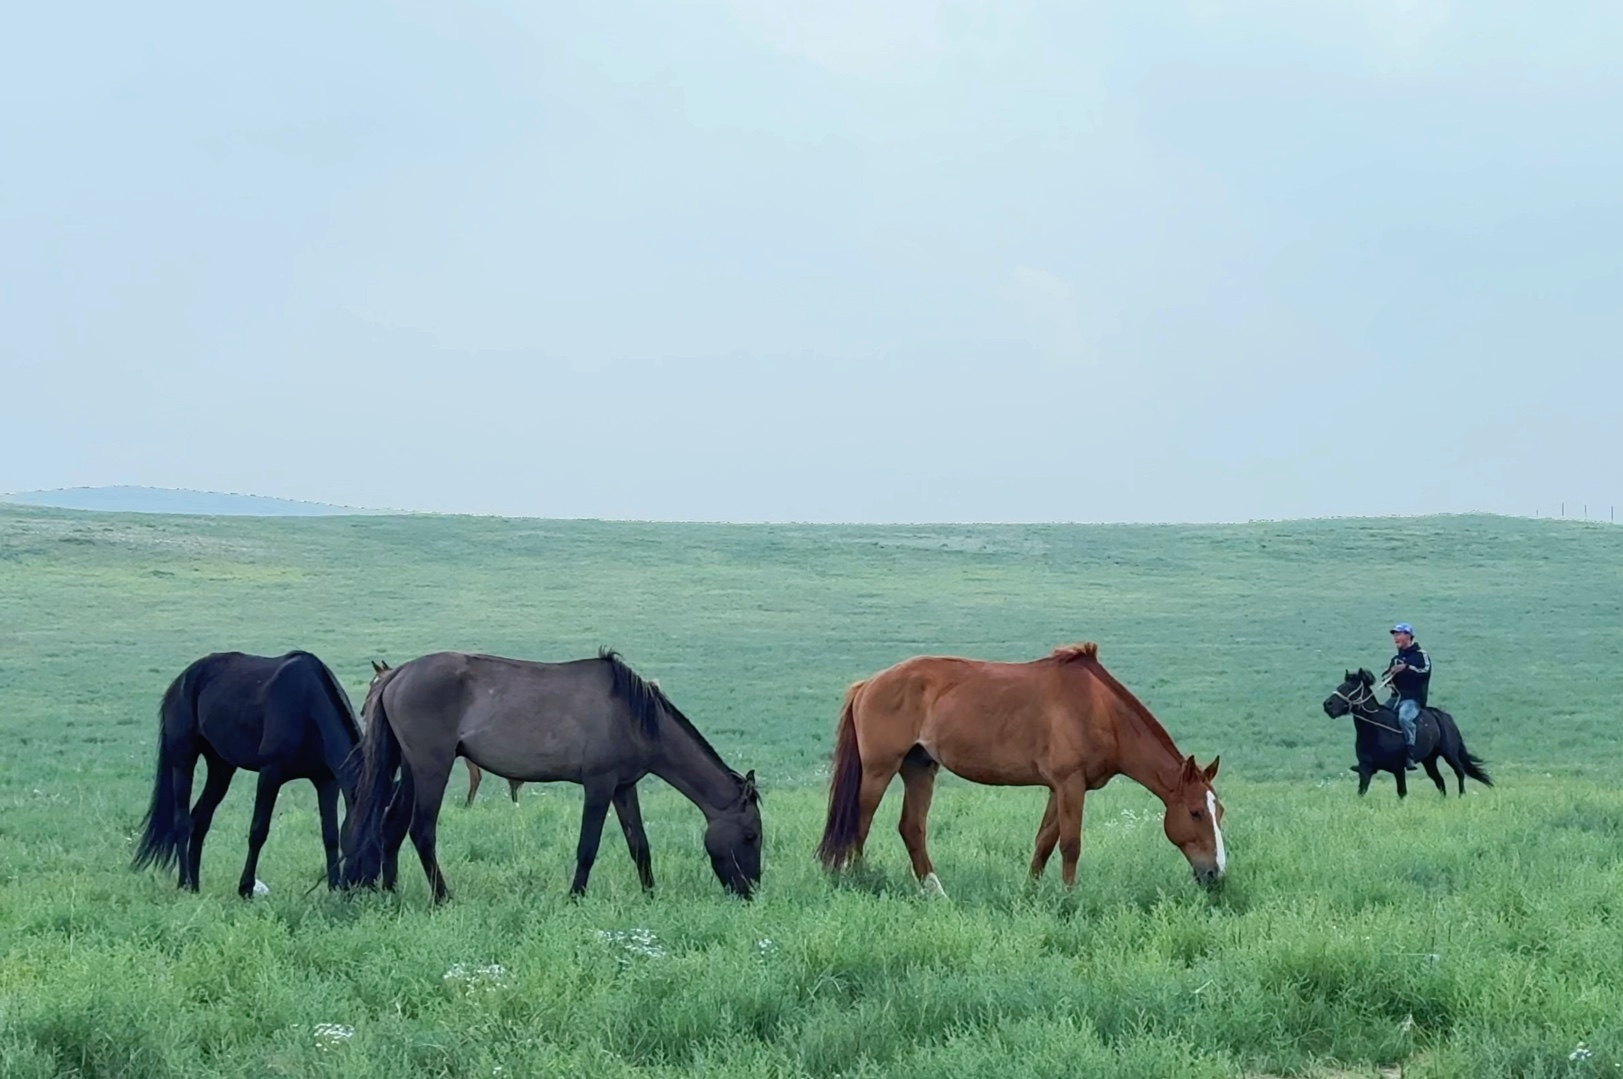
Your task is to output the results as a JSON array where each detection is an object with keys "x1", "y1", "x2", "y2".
[
  {"x1": 599, "y1": 648, "x2": 742, "y2": 785},
  {"x1": 1050, "y1": 642, "x2": 1099, "y2": 663},
  {"x1": 1052, "y1": 641, "x2": 1183, "y2": 761}
]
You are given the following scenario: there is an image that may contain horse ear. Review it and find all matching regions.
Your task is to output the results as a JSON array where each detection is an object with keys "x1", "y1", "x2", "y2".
[
  {"x1": 371, "y1": 659, "x2": 384, "y2": 674},
  {"x1": 742, "y1": 769, "x2": 758, "y2": 801},
  {"x1": 1203, "y1": 756, "x2": 1220, "y2": 781},
  {"x1": 1181, "y1": 755, "x2": 1199, "y2": 783}
]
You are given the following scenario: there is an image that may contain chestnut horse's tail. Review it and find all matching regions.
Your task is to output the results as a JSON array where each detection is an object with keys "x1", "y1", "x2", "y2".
[{"x1": 816, "y1": 681, "x2": 866, "y2": 871}]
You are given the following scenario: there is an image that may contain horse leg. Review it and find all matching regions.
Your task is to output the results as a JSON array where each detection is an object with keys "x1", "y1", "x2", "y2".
[
  {"x1": 237, "y1": 769, "x2": 284, "y2": 899},
  {"x1": 169, "y1": 751, "x2": 199, "y2": 890},
  {"x1": 1447, "y1": 753, "x2": 1468, "y2": 795},
  {"x1": 1356, "y1": 763, "x2": 1373, "y2": 796},
  {"x1": 1393, "y1": 767, "x2": 1408, "y2": 800},
  {"x1": 897, "y1": 753, "x2": 943, "y2": 896},
  {"x1": 381, "y1": 769, "x2": 415, "y2": 891},
  {"x1": 314, "y1": 776, "x2": 342, "y2": 890},
  {"x1": 1422, "y1": 757, "x2": 1447, "y2": 796},
  {"x1": 849, "y1": 755, "x2": 904, "y2": 867},
  {"x1": 1055, "y1": 776, "x2": 1088, "y2": 889},
  {"x1": 611, "y1": 783, "x2": 655, "y2": 893},
  {"x1": 508, "y1": 779, "x2": 523, "y2": 803},
  {"x1": 569, "y1": 780, "x2": 615, "y2": 897},
  {"x1": 184, "y1": 754, "x2": 235, "y2": 892},
  {"x1": 464, "y1": 760, "x2": 482, "y2": 808},
  {"x1": 1029, "y1": 792, "x2": 1060, "y2": 881},
  {"x1": 406, "y1": 763, "x2": 452, "y2": 903}
]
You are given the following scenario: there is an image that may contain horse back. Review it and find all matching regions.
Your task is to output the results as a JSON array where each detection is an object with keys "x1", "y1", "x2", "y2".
[
  {"x1": 856, "y1": 655, "x2": 1079, "y2": 782},
  {"x1": 188, "y1": 650, "x2": 354, "y2": 772}
]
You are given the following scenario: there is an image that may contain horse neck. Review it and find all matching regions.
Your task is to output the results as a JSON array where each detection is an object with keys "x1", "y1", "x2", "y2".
[
  {"x1": 1090, "y1": 683, "x2": 1185, "y2": 805},
  {"x1": 1113, "y1": 726, "x2": 1185, "y2": 804},
  {"x1": 647, "y1": 711, "x2": 741, "y2": 821}
]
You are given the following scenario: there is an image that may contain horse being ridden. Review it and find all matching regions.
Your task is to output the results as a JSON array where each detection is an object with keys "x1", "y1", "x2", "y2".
[
  {"x1": 341, "y1": 649, "x2": 762, "y2": 902},
  {"x1": 1322, "y1": 669, "x2": 1492, "y2": 799},
  {"x1": 816, "y1": 642, "x2": 1227, "y2": 895},
  {"x1": 132, "y1": 651, "x2": 362, "y2": 897}
]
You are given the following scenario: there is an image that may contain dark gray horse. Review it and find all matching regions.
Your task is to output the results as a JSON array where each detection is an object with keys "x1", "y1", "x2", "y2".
[
  {"x1": 339, "y1": 648, "x2": 761, "y2": 901},
  {"x1": 1323, "y1": 669, "x2": 1492, "y2": 799},
  {"x1": 133, "y1": 650, "x2": 361, "y2": 896}
]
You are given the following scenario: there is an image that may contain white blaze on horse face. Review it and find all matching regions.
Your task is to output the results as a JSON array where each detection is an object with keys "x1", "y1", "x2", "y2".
[{"x1": 1206, "y1": 791, "x2": 1227, "y2": 875}]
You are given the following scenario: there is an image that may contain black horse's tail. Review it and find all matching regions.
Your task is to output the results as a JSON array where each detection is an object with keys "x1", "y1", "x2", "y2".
[
  {"x1": 1438, "y1": 709, "x2": 1493, "y2": 788},
  {"x1": 816, "y1": 681, "x2": 867, "y2": 871},
  {"x1": 339, "y1": 678, "x2": 402, "y2": 888},
  {"x1": 1460, "y1": 745, "x2": 1493, "y2": 787},
  {"x1": 132, "y1": 665, "x2": 200, "y2": 872}
]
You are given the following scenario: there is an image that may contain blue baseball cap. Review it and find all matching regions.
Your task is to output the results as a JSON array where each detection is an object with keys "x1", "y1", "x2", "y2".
[{"x1": 1391, "y1": 623, "x2": 1414, "y2": 635}]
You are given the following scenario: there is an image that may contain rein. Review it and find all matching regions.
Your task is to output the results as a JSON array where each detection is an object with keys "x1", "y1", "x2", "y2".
[{"x1": 1331, "y1": 683, "x2": 1405, "y2": 735}]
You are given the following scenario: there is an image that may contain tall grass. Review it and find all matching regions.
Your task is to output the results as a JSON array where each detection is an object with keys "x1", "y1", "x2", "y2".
[{"x1": 2, "y1": 507, "x2": 1621, "y2": 1077}]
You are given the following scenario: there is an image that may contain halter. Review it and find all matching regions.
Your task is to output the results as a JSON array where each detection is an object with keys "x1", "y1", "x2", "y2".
[{"x1": 1330, "y1": 680, "x2": 1404, "y2": 735}]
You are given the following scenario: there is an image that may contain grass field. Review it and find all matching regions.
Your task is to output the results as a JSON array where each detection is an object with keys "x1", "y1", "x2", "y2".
[{"x1": 3, "y1": 506, "x2": 1622, "y2": 1078}]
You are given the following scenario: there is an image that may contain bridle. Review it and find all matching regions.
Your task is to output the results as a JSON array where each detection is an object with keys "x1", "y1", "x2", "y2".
[{"x1": 1329, "y1": 679, "x2": 1404, "y2": 735}]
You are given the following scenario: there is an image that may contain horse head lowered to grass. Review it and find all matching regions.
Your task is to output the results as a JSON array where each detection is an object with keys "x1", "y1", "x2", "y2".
[{"x1": 341, "y1": 648, "x2": 762, "y2": 902}]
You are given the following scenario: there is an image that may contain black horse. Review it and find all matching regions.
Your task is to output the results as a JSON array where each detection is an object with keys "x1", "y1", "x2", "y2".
[
  {"x1": 340, "y1": 648, "x2": 762, "y2": 902},
  {"x1": 1322, "y1": 669, "x2": 1492, "y2": 799},
  {"x1": 133, "y1": 651, "x2": 362, "y2": 896}
]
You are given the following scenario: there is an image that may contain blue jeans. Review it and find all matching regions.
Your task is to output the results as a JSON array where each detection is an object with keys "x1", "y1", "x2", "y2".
[{"x1": 1395, "y1": 699, "x2": 1420, "y2": 746}]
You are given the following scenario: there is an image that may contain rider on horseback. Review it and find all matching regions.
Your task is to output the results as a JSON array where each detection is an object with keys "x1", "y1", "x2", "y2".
[{"x1": 1385, "y1": 623, "x2": 1431, "y2": 770}]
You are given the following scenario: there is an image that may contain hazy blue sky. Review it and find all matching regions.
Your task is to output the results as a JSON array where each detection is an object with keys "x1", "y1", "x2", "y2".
[{"x1": 3, "y1": 0, "x2": 1619, "y2": 522}]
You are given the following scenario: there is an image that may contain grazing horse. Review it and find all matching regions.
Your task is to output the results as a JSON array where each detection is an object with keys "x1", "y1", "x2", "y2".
[
  {"x1": 368, "y1": 663, "x2": 524, "y2": 807},
  {"x1": 1323, "y1": 669, "x2": 1492, "y2": 799},
  {"x1": 132, "y1": 651, "x2": 361, "y2": 897},
  {"x1": 463, "y1": 760, "x2": 524, "y2": 807},
  {"x1": 816, "y1": 642, "x2": 1227, "y2": 895},
  {"x1": 341, "y1": 649, "x2": 762, "y2": 902}
]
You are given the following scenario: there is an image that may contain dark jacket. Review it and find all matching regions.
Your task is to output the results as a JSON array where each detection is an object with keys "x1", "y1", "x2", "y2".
[{"x1": 1387, "y1": 641, "x2": 1431, "y2": 707}]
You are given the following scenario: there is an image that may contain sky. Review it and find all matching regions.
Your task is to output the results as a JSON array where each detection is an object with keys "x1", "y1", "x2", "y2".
[{"x1": 2, "y1": 0, "x2": 1619, "y2": 523}]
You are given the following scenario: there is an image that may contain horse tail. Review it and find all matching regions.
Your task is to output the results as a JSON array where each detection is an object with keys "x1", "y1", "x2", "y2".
[
  {"x1": 1459, "y1": 744, "x2": 1493, "y2": 787},
  {"x1": 1438, "y1": 710, "x2": 1493, "y2": 787},
  {"x1": 339, "y1": 677, "x2": 403, "y2": 888},
  {"x1": 132, "y1": 664, "x2": 200, "y2": 872},
  {"x1": 816, "y1": 681, "x2": 867, "y2": 871}
]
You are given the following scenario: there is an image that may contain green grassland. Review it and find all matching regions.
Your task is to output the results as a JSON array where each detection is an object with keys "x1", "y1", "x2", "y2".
[{"x1": 2, "y1": 506, "x2": 1621, "y2": 1078}]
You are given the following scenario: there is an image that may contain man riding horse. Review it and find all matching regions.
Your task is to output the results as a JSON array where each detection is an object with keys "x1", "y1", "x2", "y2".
[{"x1": 1384, "y1": 622, "x2": 1431, "y2": 770}]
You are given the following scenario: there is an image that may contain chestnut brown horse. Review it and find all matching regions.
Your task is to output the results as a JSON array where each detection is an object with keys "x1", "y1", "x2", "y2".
[
  {"x1": 463, "y1": 761, "x2": 524, "y2": 807},
  {"x1": 816, "y1": 642, "x2": 1226, "y2": 894}
]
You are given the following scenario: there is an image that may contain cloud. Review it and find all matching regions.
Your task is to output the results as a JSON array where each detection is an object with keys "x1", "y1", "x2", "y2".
[
  {"x1": 1003, "y1": 266, "x2": 1091, "y2": 367},
  {"x1": 723, "y1": 0, "x2": 1031, "y2": 81},
  {"x1": 1353, "y1": 0, "x2": 1451, "y2": 50}
]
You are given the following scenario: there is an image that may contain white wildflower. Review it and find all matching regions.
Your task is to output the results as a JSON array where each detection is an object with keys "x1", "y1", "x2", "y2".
[
  {"x1": 443, "y1": 963, "x2": 511, "y2": 993},
  {"x1": 596, "y1": 928, "x2": 667, "y2": 965},
  {"x1": 1570, "y1": 1043, "x2": 1593, "y2": 1062},
  {"x1": 313, "y1": 1023, "x2": 354, "y2": 1050}
]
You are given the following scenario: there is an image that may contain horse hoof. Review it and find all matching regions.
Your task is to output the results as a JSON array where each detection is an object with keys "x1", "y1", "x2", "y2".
[{"x1": 920, "y1": 872, "x2": 949, "y2": 900}]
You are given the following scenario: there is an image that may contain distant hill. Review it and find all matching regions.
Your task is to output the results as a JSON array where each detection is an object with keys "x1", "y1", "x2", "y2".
[{"x1": 0, "y1": 486, "x2": 388, "y2": 517}]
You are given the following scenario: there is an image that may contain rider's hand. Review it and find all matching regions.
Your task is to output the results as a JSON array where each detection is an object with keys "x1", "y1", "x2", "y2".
[{"x1": 1391, "y1": 662, "x2": 1407, "y2": 673}]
